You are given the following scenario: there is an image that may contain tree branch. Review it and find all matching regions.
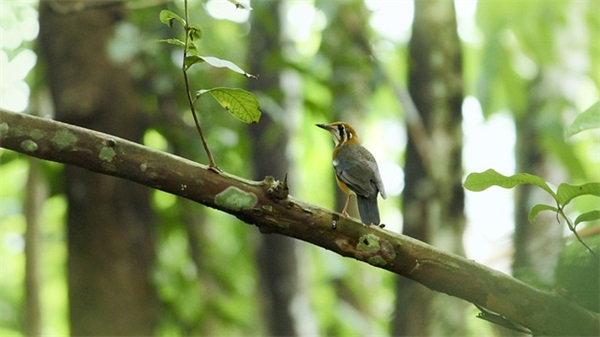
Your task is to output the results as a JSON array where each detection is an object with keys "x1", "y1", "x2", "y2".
[{"x1": 1, "y1": 108, "x2": 598, "y2": 336}]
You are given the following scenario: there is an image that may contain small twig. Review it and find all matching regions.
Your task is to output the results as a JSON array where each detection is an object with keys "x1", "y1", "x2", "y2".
[
  {"x1": 182, "y1": 0, "x2": 219, "y2": 171},
  {"x1": 474, "y1": 304, "x2": 533, "y2": 335}
]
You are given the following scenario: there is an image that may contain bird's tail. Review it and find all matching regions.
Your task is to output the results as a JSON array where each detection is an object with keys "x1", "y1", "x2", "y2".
[{"x1": 356, "y1": 193, "x2": 380, "y2": 226}]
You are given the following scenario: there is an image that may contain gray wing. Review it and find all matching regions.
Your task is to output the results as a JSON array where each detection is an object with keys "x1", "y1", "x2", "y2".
[{"x1": 334, "y1": 145, "x2": 385, "y2": 199}]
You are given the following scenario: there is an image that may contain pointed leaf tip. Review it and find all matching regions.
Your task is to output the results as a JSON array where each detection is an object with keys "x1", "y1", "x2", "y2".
[
  {"x1": 228, "y1": 0, "x2": 252, "y2": 10},
  {"x1": 200, "y1": 56, "x2": 258, "y2": 78}
]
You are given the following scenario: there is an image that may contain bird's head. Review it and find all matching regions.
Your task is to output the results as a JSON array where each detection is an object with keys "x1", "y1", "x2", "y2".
[{"x1": 316, "y1": 122, "x2": 359, "y2": 147}]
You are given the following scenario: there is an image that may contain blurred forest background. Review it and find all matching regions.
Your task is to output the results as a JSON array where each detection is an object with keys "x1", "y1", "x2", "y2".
[{"x1": 1, "y1": 0, "x2": 599, "y2": 336}]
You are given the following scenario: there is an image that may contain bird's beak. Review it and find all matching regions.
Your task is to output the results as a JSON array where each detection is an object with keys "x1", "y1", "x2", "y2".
[{"x1": 316, "y1": 123, "x2": 332, "y2": 131}]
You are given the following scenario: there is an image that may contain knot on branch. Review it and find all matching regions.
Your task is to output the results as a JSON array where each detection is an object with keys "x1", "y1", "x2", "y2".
[{"x1": 264, "y1": 174, "x2": 289, "y2": 200}]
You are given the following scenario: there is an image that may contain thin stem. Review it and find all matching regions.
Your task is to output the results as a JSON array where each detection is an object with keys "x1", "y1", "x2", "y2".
[
  {"x1": 182, "y1": 0, "x2": 219, "y2": 170},
  {"x1": 559, "y1": 206, "x2": 598, "y2": 260}
]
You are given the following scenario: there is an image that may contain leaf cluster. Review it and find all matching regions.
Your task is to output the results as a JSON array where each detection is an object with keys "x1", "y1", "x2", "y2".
[
  {"x1": 157, "y1": 7, "x2": 260, "y2": 132},
  {"x1": 464, "y1": 169, "x2": 599, "y2": 226},
  {"x1": 464, "y1": 102, "x2": 600, "y2": 258},
  {"x1": 153, "y1": 3, "x2": 261, "y2": 171}
]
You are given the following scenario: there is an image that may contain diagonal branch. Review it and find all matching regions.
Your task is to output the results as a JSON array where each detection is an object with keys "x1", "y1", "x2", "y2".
[{"x1": 0, "y1": 108, "x2": 598, "y2": 336}]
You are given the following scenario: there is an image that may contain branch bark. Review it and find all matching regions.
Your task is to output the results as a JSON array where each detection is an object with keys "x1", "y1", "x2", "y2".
[{"x1": 1, "y1": 108, "x2": 598, "y2": 336}]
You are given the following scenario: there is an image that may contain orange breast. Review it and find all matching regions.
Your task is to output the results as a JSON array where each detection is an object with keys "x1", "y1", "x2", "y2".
[
  {"x1": 335, "y1": 175, "x2": 352, "y2": 195},
  {"x1": 332, "y1": 145, "x2": 353, "y2": 195}
]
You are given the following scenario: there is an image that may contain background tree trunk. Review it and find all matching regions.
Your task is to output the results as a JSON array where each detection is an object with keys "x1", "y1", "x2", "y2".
[
  {"x1": 247, "y1": 2, "x2": 314, "y2": 336},
  {"x1": 24, "y1": 159, "x2": 47, "y2": 337},
  {"x1": 38, "y1": 1, "x2": 158, "y2": 335},
  {"x1": 319, "y1": 2, "x2": 385, "y2": 334},
  {"x1": 320, "y1": 0, "x2": 375, "y2": 217},
  {"x1": 394, "y1": 1, "x2": 466, "y2": 335}
]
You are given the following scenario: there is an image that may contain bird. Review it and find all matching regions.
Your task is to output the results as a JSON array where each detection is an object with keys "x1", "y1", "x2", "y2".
[{"x1": 316, "y1": 122, "x2": 386, "y2": 226}]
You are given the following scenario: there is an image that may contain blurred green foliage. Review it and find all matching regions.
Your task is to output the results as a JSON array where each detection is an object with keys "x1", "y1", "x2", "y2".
[
  {"x1": 0, "y1": 0, "x2": 598, "y2": 336},
  {"x1": 555, "y1": 235, "x2": 600, "y2": 312}
]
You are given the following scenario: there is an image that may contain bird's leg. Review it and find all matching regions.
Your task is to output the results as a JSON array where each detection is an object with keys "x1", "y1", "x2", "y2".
[{"x1": 341, "y1": 194, "x2": 351, "y2": 217}]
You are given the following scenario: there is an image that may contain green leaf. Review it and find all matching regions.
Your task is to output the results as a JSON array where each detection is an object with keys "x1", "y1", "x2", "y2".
[
  {"x1": 183, "y1": 52, "x2": 258, "y2": 78},
  {"x1": 184, "y1": 47, "x2": 203, "y2": 69},
  {"x1": 200, "y1": 56, "x2": 258, "y2": 79},
  {"x1": 184, "y1": 55, "x2": 203, "y2": 69},
  {"x1": 463, "y1": 169, "x2": 556, "y2": 198},
  {"x1": 566, "y1": 101, "x2": 600, "y2": 137},
  {"x1": 556, "y1": 182, "x2": 600, "y2": 206},
  {"x1": 186, "y1": 41, "x2": 200, "y2": 54},
  {"x1": 528, "y1": 204, "x2": 559, "y2": 223},
  {"x1": 574, "y1": 211, "x2": 600, "y2": 226},
  {"x1": 159, "y1": 9, "x2": 185, "y2": 28},
  {"x1": 197, "y1": 88, "x2": 261, "y2": 124},
  {"x1": 189, "y1": 24, "x2": 203, "y2": 40},
  {"x1": 156, "y1": 38, "x2": 185, "y2": 48}
]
